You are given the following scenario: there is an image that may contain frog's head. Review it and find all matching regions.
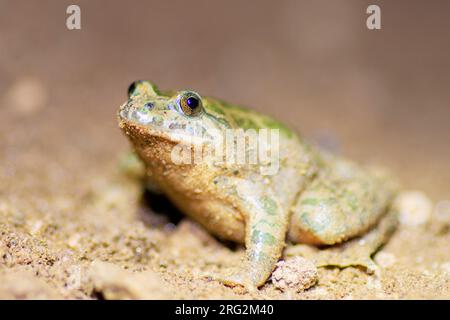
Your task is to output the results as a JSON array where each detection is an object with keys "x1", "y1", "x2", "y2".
[{"x1": 118, "y1": 81, "x2": 228, "y2": 148}]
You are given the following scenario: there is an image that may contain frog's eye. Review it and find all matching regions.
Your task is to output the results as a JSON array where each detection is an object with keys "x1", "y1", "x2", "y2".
[
  {"x1": 177, "y1": 92, "x2": 203, "y2": 116},
  {"x1": 128, "y1": 80, "x2": 143, "y2": 98}
]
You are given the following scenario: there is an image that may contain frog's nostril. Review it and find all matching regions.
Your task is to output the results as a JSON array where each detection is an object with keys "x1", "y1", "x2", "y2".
[{"x1": 144, "y1": 102, "x2": 154, "y2": 110}]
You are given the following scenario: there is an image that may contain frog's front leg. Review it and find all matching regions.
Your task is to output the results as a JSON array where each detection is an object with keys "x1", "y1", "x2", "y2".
[
  {"x1": 245, "y1": 196, "x2": 289, "y2": 288},
  {"x1": 118, "y1": 151, "x2": 162, "y2": 193},
  {"x1": 212, "y1": 178, "x2": 289, "y2": 290}
]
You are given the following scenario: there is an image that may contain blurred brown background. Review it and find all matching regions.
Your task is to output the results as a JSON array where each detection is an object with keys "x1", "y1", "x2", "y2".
[{"x1": 0, "y1": 0, "x2": 449, "y2": 199}]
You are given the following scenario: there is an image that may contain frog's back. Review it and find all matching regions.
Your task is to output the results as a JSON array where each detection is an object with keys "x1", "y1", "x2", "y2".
[{"x1": 202, "y1": 96, "x2": 296, "y2": 140}]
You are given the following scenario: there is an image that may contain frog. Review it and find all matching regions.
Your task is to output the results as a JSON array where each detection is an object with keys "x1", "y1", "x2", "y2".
[{"x1": 117, "y1": 80, "x2": 399, "y2": 291}]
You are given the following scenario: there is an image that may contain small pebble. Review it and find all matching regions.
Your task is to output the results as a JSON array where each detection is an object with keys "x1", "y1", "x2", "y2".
[
  {"x1": 67, "y1": 234, "x2": 81, "y2": 248},
  {"x1": 311, "y1": 287, "x2": 328, "y2": 296},
  {"x1": 366, "y1": 276, "x2": 382, "y2": 290},
  {"x1": 441, "y1": 262, "x2": 450, "y2": 275},
  {"x1": 6, "y1": 77, "x2": 47, "y2": 115},
  {"x1": 272, "y1": 256, "x2": 318, "y2": 292},
  {"x1": 394, "y1": 191, "x2": 432, "y2": 226},
  {"x1": 434, "y1": 201, "x2": 450, "y2": 224},
  {"x1": 374, "y1": 251, "x2": 396, "y2": 268},
  {"x1": 27, "y1": 220, "x2": 44, "y2": 236}
]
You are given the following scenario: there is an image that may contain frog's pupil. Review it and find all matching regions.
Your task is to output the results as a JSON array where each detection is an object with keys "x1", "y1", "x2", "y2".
[{"x1": 186, "y1": 97, "x2": 199, "y2": 109}]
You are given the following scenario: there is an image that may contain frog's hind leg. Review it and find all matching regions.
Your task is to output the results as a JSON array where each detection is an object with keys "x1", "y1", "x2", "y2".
[
  {"x1": 288, "y1": 157, "x2": 397, "y2": 246},
  {"x1": 286, "y1": 208, "x2": 399, "y2": 273}
]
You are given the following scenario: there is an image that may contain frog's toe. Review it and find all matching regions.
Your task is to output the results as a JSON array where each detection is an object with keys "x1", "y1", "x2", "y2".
[
  {"x1": 315, "y1": 251, "x2": 379, "y2": 274},
  {"x1": 204, "y1": 271, "x2": 258, "y2": 293}
]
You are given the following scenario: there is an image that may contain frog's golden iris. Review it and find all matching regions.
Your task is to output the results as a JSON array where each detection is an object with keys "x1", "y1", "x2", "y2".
[{"x1": 178, "y1": 91, "x2": 203, "y2": 116}]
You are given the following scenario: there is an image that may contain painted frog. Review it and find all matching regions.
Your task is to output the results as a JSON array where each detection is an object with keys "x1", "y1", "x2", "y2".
[{"x1": 118, "y1": 81, "x2": 398, "y2": 290}]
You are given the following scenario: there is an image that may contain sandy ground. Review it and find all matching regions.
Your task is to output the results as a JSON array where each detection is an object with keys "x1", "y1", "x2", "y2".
[{"x1": 0, "y1": 0, "x2": 449, "y2": 299}]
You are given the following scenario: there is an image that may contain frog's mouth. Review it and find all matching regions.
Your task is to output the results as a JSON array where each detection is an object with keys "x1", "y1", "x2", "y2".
[
  {"x1": 118, "y1": 112, "x2": 210, "y2": 152},
  {"x1": 118, "y1": 103, "x2": 213, "y2": 146},
  {"x1": 118, "y1": 112, "x2": 178, "y2": 144},
  {"x1": 118, "y1": 103, "x2": 162, "y2": 128}
]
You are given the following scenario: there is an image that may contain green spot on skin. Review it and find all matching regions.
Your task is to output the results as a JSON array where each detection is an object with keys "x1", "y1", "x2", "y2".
[
  {"x1": 153, "y1": 115, "x2": 164, "y2": 125},
  {"x1": 251, "y1": 230, "x2": 276, "y2": 246},
  {"x1": 139, "y1": 106, "x2": 150, "y2": 114},
  {"x1": 204, "y1": 113, "x2": 231, "y2": 128},
  {"x1": 256, "y1": 219, "x2": 277, "y2": 228},
  {"x1": 301, "y1": 198, "x2": 320, "y2": 206},
  {"x1": 347, "y1": 194, "x2": 358, "y2": 211},
  {"x1": 300, "y1": 212, "x2": 327, "y2": 232},
  {"x1": 233, "y1": 116, "x2": 259, "y2": 130},
  {"x1": 205, "y1": 101, "x2": 226, "y2": 115},
  {"x1": 249, "y1": 251, "x2": 270, "y2": 264},
  {"x1": 261, "y1": 117, "x2": 293, "y2": 138},
  {"x1": 301, "y1": 198, "x2": 337, "y2": 206},
  {"x1": 260, "y1": 196, "x2": 277, "y2": 215}
]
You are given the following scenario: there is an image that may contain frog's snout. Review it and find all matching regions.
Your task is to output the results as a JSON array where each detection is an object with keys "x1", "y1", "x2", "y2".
[
  {"x1": 119, "y1": 101, "x2": 158, "y2": 126},
  {"x1": 118, "y1": 104, "x2": 142, "y2": 137},
  {"x1": 118, "y1": 102, "x2": 131, "y2": 121},
  {"x1": 118, "y1": 108, "x2": 128, "y2": 122}
]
